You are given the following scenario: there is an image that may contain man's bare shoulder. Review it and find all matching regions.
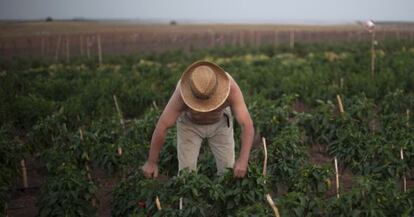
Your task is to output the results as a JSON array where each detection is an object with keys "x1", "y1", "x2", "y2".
[
  {"x1": 227, "y1": 74, "x2": 244, "y2": 104},
  {"x1": 157, "y1": 83, "x2": 186, "y2": 128},
  {"x1": 167, "y1": 83, "x2": 186, "y2": 113}
]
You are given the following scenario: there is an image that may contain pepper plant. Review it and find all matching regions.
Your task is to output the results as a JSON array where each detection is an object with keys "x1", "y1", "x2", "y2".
[{"x1": 38, "y1": 163, "x2": 98, "y2": 217}]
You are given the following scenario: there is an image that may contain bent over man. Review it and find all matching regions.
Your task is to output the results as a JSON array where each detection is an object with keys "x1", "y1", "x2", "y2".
[{"x1": 142, "y1": 61, "x2": 254, "y2": 178}]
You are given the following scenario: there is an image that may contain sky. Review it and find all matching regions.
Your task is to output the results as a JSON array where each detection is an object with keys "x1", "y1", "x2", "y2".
[{"x1": 1, "y1": 0, "x2": 414, "y2": 24}]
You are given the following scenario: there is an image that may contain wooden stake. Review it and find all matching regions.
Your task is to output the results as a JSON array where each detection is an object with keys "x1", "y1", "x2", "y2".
[
  {"x1": 370, "y1": 31, "x2": 376, "y2": 78},
  {"x1": 13, "y1": 40, "x2": 16, "y2": 56},
  {"x1": 20, "y1": 159, "x2": 28, "y2": 189},
  {"x1": 26, "y1": 37, "x2": 31, "y2": 57},
  {"x1": 401, "y1": 109, "x2": 410, "y2": 193},
  {"x1": 117, "y1": 147, "x2": 123, "y2": 156},
  {"x1": 262, "y1": 138, "x2": 281, "y2": 217},
  {"x1": 334, "y1": 157, "x2": 340, "y2": 198},
  {"x1": 290, "y1": 31, "x2": 295, "y2": 49},
  {"x1": 335, "y1": 90, "x2": 345, "y2": 195},
  {"x1": 152, "y1": 101, "x2": 159, "y2": 110},
  {"x1": 54, "y1": 36, "x2": 61, "y2": 61},
  {"x1": 239, "y1": 30, "x2": 244, "y2": 47},
  {"x1": 41, "y1": 37, "x2": 45, "y2": 56},
  {"x1": 79, "y1": 128, "x2": 84, "y2": 140},
  {"x1": 113, "y1": 94, "x2": 124, "y2": 156},
  {"x1": 113, "y1": 94, "x2": 125, "y2": 130},
  {"x1": 336, "y1": 94, "x2": 345, "y2": 113},
  {"x1": 210, "y1": 31, "x2": 215, "y2": 47},
  {"x1": 256, "y1": 31, "x2": 261, "y2": 47},
  {"x1": 45, "y1": 36, "x2": 49, "y2": 57},
  {"x1": 266, "y1": 194, "x2": 281, "y2": 217},
  {"x1": 400, "y1": 148, "x2": 406, "y2": 192},
  {"x1": 80, "y1": 35, "x2": 84, "y2": 56},
  {"x1": 274, "y1": 30, "x2": 278, "y2": 47},
  {"x1": 66, "y1": 38, "x2": 70, "y2": 63},
  {"x1": 232, "y1": 32, "x2": 237, "y2": 46},
  {"x1": 155, "y1": 196, "x2": 162, "y2": 210},
  {"x1": 86, "y1": 37, "x2": 90, "y2": 58},
  {"x1": 262, "y1": 137, "x2": 268, "y2": 177},
  {"x1": 97, "y1": 35, "x2": 102, "y2": 66}
]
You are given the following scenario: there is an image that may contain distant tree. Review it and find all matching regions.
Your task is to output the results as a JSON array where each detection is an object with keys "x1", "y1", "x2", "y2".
[
  {"x1": 45, "y1": 17, "x2": 53, "y2": 22},
  {"x1": 170, "y1": 20, "x2": 177, "y2": 25}
]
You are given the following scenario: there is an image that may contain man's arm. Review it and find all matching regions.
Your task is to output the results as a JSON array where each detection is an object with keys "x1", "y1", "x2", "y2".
[
  {"x1": 142, "y1": 85, "x2": 184, "y2": 178},
  {"x1": 228, "y1": 77, "x2": 254, "y2": 178}
]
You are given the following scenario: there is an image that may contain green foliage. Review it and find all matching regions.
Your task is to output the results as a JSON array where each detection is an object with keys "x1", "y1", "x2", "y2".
[
  {"x1": 85, "y1": 116, "x2": 125, "y2": 174},
  {"x1": 38, "y1": 163, "x2": 98, "y2": 217},
  {"x1": 278, "y1": 192, "x2": 327, "y2": 217},
  {"x1": 290, "y1": 164, "x2": 333, "y2": 197},
  {"x1": 329, "y1": 122, "x2": 407, "y2": 178},
  {"x1": 158, "y1": 127, "x2": 178, "y2": 176},
  {"x1": 113, "y1": 167, "x2": 268, "y2": 217},
  {"x1": 234, "y1": 203, "x2": 273, "y2": 217},
  {"x1": 276, "y1": 164, "x2": 333, "y2": 217},
  {"x1": 298, "y1": 99, "x2": 337, "y2": 145},
  {"x1": 217, "y1": 166, "x2": 268, "y2": 216},
  {"x1": 248, "y1": 94, "x2": 299, "y2": 141},
  {"x1": 27, "y1": 110, "x2": 74, "y2": 153},
  {"x1": 157, "y1": 169, "x2": 217, "y2": 217},
  {"x1": 327, "y1": 177, "x2": 414, "y2": 217},
  {"x1": 267, "y1": 125, "x2": 308, "y2": 184},
  {"x1": 2, "y1": 39, "x2": 414, "y2": 217},
  {"x1": 0, "y1": 127, "x2": 22, "y2": 216},
  {"x1": 111, "y1": 172, "x2": 161, "y2": 217}
]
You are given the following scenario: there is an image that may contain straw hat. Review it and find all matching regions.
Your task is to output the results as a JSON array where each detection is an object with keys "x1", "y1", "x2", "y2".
[{"x1": 179, "y1": 61, "x2": 230, "y2": 112}]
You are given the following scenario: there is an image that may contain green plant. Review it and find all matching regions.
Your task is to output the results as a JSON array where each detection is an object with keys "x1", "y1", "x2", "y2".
[
  {"x1": 111, "y1": 172, "x2": 161, "y2": 217},
  {"x1": 267, "y1": 125, "x2": 308, "y2": 184},
  {"x1": 157, "y1": 169, "x2": 218, "y2": 217},
  {"x1": 0, "y1": 127, "x2": 22, "y2": 216},
  {"x1": 289, "y1": 164, "x2": 333, "y2": 197},
  {"x1": 248, "y1": 94, "x2": 299, "y2": 141},
  {"x1": 298, "y1": 99, "x2": 337, "y2": 145},
  {"x1": 278, "y1": 191, "x2": 326, "y2": 217},
  {"x1": 86, "y1": 117, "x2": 125, "y2": 174},
  {"x1": 220, "y1": 167, "x2": 269, "y2": 216},
  {"x1": 38, "y1": 163, "x2": 98, "y2": 217},
  {"x1": 327, "y1": 177, "x2": 414, "y2": 217}
]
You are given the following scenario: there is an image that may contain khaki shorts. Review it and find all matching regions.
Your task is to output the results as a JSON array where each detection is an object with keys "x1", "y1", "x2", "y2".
[{"x1": 176, "y1": 107, "x2": 235, "y2": 174}]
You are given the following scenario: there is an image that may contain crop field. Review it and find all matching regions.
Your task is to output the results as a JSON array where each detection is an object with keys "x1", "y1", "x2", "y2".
[{"x1": 1, "y1": 22, "x2": 414, "y2": 216}]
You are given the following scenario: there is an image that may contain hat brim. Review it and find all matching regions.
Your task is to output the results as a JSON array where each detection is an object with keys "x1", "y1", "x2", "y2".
[{"x1": 180, "y1": 61, "x2": 230, "y2": 112}]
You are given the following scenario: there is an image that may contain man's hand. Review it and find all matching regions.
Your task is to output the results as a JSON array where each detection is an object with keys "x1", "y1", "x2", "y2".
[
  {"x1": 233, "y1": 159, "x2": 248, "y2": 178},
  {"x1": 142, "y1": 161, "x2": 159, "y2": 178}
]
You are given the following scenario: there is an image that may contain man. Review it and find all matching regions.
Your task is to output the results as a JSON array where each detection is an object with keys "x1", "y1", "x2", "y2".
[{"x1": 142, "y1": 60, "x2": 254, "y2": 178}]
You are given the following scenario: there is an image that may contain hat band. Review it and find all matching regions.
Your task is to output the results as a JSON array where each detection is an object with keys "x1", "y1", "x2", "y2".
[{"x1": 189, "y1": 78, "x2": 218, "y2": 100}]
